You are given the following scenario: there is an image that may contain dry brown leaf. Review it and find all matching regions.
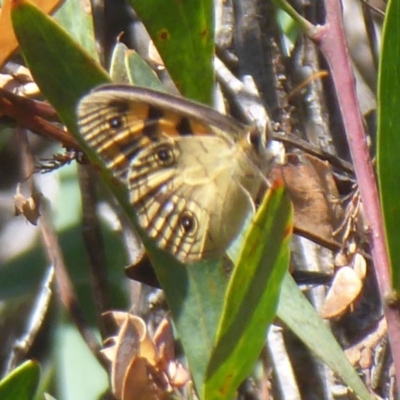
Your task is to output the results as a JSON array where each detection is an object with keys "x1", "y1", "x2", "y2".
[
  {"x1": 272, "y1": 153, "x2": 343, "y2": 246},
  {"x1": 102, "y1": 312, "x2": 159, "y2": 399},
  {"x1": 125, "y1": 252, "x2": 159, "y2": 288},
  {"x1": 121, "y1": 357, "x2": 165, "y2": 400}
]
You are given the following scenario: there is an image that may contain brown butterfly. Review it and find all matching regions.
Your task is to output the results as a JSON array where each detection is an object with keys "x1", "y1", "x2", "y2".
[{"x1": 77, "y1": 85, "x2": 271, "y2": 263}]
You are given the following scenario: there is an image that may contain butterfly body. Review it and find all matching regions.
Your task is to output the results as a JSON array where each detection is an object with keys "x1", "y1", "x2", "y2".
[{"x1": 77, "y1": 85, "x2": 269, "y2": 263}]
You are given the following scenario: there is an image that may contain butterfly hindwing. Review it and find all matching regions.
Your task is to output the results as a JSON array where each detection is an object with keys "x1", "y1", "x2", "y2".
[{"x1": 127, "y1": 135, "x2": 261, "y2": 262}]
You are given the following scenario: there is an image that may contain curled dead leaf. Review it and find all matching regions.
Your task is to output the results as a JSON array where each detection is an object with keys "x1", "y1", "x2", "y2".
[{"x1": 102, "y1": 311, "x2": 190, "y2": 400}]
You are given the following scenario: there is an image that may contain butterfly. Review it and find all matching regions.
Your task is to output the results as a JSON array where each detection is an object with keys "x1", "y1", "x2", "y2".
[{"x1": 77, "y1": 84, "x2": 271, "y2": 263}]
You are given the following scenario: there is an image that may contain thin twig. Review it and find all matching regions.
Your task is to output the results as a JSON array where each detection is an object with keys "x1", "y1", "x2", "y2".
[
  {"x1": 0, "y1": 89, "x2": 78, "y2": 149},
  {"x1": 16, "y1": 128, "x2": 108, "y2": 370},
  {"x1": 78, "y1": 164, "x2": 111, "y2": 341}
]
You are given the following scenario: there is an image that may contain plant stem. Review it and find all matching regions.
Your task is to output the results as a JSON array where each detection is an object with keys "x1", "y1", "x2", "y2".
[{"x1": 309, "y1": 0, "x2": 400, "y2": 390}]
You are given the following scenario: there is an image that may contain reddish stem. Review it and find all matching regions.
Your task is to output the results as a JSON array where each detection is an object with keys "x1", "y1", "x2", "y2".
[{"x1": 310, "y1": 0, "x2": 400, "y2": 389}]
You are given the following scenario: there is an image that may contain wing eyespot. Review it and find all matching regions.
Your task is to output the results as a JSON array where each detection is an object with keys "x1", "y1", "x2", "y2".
[
  {"x1": 179, "y1": 211, "x2": 198, "y2": 236},
  {"x1": 108, "y1": 115, "x2": 123, "y2": 130},
  {"x1": 155, "y1": 144, "x2": 176, "y2": 167}
]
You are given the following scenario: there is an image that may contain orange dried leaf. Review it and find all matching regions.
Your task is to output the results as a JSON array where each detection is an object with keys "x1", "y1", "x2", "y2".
[{"x1": 0, "y1": 0, "x2": 64, "y2": 68}]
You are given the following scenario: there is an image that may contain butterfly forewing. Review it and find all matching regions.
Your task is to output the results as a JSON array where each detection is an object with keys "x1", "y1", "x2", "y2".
[{"x1": 77, "y1": 88, "x2": 238, "y2": 181}]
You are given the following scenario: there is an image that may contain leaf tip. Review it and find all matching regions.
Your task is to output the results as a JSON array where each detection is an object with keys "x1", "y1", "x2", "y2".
[
  {"x1": 271, "y1": 176, "x2": 284, "y2": 190},
  {"x1": 10, "y1": 0, "x2": 25, "y2": 10}
]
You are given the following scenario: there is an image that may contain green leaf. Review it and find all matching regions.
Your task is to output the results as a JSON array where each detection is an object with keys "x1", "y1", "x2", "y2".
[
  {"x1": 129, "y1": 0, "x2": 214, "y2": 104},
  {"x1": 109, "y1": 43, "x2": 165, "y2": 91},
  {"x1": 204, "y1": 182, "x2": 292, "y2": 399},
  {"x1": 54, "y1": 324, "x2": 108, "y2": 399},
  {"x1": 0, "y1": 245, "x2": 46, "y2": 300},
  {"x1": 125, "y1": 50, "x2": 166, "y2": 91},
  {"x1": 0, "y1": 360, "x2": 40, "y2": 400},
  {"x1": 109, "y1": 42, "x2": 131, "y2": 83},
  {"x1": 277, "y1": 274, "x2": 373, "y2": 400},
  {"x1": 377, "y1": 0, "x2": 400, "y2": 292},
  {"x1": 148, "y1": 253, "x2": 228, "y2": 392},
  {"x1": 54, "y1": 0, "x2": 98, "y2": 58}
]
